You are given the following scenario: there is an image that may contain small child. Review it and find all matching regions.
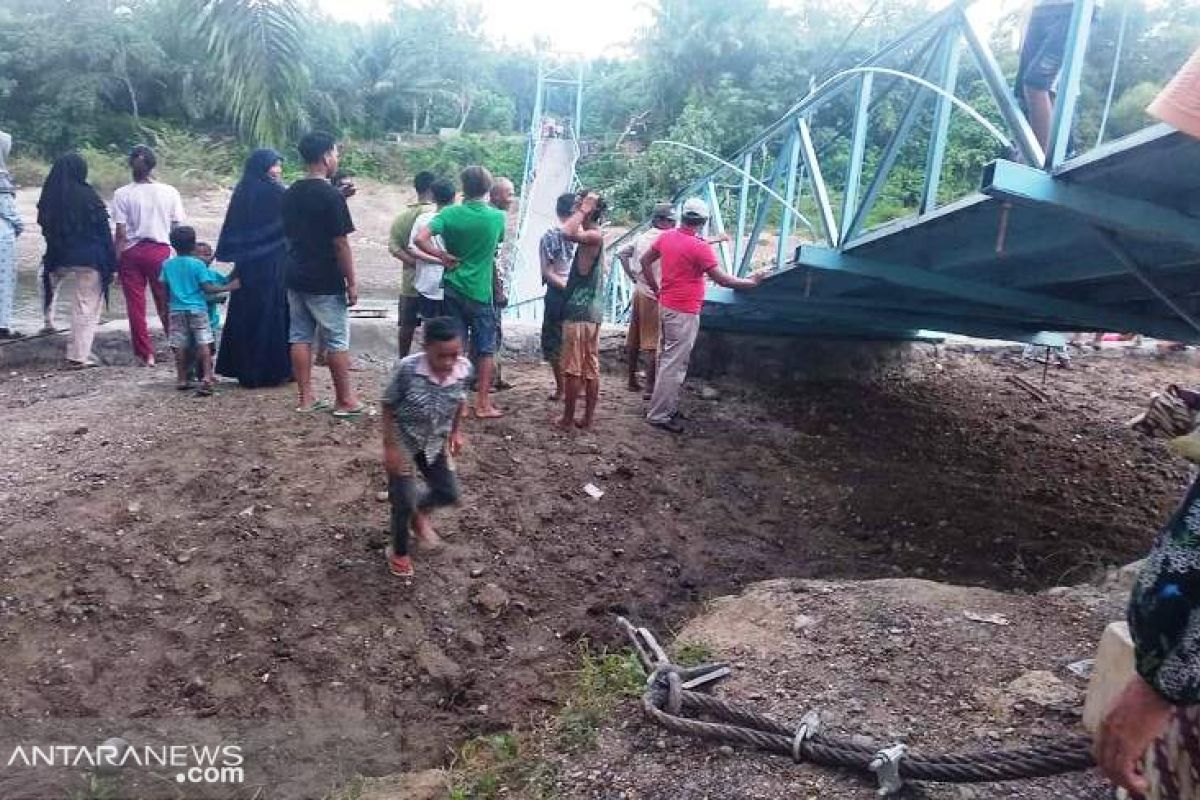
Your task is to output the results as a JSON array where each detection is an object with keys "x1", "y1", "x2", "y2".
[
  {"x1": 160, "y1": 226, "x2": 239, "y2": 395},
  {"x1": 190, "y1": 241, "x2": 231, "y2": 381},
  {"x1": 380, "y1": 317, "x2": 471, "y2": 578}
]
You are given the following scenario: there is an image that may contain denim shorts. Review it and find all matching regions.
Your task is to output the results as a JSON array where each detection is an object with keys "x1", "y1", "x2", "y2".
[
  {"x1": 169, "y1": 310, "x2": 214, "y2": 349},
  {"x1": 1018, "y1": 3, "x2": 1072, "y2": 93},
  {"x1": 288, "y1": 290, "x2": 350, "y2": 352},
  {"x1": 443, "y1": 287, "x2": 498, "y2": 356}
]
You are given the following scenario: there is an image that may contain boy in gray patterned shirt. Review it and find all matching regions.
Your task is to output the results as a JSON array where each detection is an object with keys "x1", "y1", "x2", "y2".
[{"x1": 381, "y1": 317, "x2": 472, "y2": 578}]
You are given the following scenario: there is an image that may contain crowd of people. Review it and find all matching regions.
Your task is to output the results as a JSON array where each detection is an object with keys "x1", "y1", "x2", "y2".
[{"x1": 0, "y1": 8, "x2": 1199, "y2": 788}]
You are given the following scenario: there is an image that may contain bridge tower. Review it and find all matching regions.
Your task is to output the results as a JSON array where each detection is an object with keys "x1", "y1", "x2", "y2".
[{"x1": 504, "y1": 59, "x2": 585, "y2": 322}]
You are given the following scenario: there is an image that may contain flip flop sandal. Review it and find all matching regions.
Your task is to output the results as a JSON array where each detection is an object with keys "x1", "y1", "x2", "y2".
[
  {"x1": 195, "y1": 383, "x2": 214, "y2": 397},
  {"x1": 332, "y1": 406, "x2": 367, "y2": 419},
  {"x1": 295, "y1": 399, "x2": 332, "y2": 413}
]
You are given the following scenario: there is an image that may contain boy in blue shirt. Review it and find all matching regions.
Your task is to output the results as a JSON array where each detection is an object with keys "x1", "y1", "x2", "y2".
[{"x1": 160, "y1": 226, "x2": 238, "y2": 395}]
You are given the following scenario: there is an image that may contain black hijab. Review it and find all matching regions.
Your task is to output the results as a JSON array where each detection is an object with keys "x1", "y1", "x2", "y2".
[
  {"x1": 37, "y1": 153, "x2": 109, "y2": 238},
  {"x1": 215, "y1": 148, "x2": 286, "y2": 264},
  {"x1": 37, "y1": 153, "x2": 117, "y2": 307}
]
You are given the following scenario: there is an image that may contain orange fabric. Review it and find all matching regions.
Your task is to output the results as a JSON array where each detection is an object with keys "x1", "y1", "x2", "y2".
[
  {"x1": 1149, "y1": 48, "x2": 1200, "y2": 140},
  {"x1": 625, "y1": 292, "x2": 661, "y2": 353},
  {"x1": 561, "y1": 321, "x2": 600, "y2": 380}
]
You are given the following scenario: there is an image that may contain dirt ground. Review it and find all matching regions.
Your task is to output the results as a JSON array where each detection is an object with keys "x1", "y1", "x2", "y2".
[
  {"x1": 0, "y1": 335, "x2": 1196, "y2": 797},
  {"x1": 546, "y1": 575, "x2": 1126, "y2": 799},
  {"x1": 3, "y1": 181, "x2": 1198, "y2": 799}
]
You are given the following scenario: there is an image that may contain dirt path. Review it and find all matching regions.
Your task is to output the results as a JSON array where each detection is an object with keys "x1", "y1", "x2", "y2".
[{"x1": 0, "y1": 346, "x2": 1194, "y2": 797}]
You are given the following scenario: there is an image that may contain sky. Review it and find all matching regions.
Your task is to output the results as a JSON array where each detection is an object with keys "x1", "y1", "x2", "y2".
[
  {"x1": 316, "y1": 0, "x2": 652, "y2": 57},
  {"x1": 314, "y1": 0, "x2": 1018, "y2": 59}
]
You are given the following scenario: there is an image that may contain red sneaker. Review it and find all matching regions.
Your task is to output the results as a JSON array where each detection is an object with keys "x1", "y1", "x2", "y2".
[{"x1": 385, "y1": 546, "x2": 414, "y2": 578}]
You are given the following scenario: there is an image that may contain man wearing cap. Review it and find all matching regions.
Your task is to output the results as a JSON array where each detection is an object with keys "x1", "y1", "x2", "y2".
[
  {"x1": 640, "y1": 197, "x2": 762, "y2": 434},
  {"x1": 617, "y1": 202, "x2": 676, "y2": 394}
]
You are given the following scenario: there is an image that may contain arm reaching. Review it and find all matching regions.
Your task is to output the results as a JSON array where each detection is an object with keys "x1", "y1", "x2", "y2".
[
  {"x1": 708, "y1": 267, "x2": 763, "y2": 291},
  {"x1": 562, "y1": 193, "x2": 604, "y2": 248}
]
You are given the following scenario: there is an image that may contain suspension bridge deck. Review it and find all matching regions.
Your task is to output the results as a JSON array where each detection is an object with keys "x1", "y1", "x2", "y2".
[{"x1": 705, "y1": 125, "x2": 1200, "y2": 343}]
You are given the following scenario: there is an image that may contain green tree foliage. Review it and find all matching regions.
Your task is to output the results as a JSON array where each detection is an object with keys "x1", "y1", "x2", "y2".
[
  {"x1": 187, "y1": 0, "x2": 310, "y2": 145},
  {"x1": 0, "y1": 0, "x2": 1192, "y2": 225}
]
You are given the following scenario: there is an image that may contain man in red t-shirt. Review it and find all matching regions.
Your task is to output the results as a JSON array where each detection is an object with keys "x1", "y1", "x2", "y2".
[{"x1": 640, "y1": 197, "x2": 761, "y2": 433}]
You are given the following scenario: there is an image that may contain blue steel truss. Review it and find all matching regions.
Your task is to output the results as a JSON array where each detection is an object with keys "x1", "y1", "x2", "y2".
[{"x1": 604, "y1": 0, "x2": 1200, "y2": 344}]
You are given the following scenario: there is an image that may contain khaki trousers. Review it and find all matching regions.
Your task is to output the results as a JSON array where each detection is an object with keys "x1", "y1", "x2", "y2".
[
  {"x1": 646, "y1": 306, "x2": 700, "y2": 424},
  {"x1": 46, "y1": 267, "x2": 103, "y2": 363}
]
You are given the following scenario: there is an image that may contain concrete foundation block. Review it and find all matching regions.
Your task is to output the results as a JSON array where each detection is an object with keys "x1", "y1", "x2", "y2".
[{"x1": 1083, "y1": 621, "x2": 1135, "y2": 733}]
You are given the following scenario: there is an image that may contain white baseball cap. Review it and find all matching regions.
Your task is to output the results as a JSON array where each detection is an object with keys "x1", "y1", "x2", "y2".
[{"x1": 680, "y1": 197, "x2": 710, "y2": 221}]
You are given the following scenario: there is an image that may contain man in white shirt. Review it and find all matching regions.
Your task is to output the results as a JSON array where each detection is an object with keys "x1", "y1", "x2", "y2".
[
  {"x1": 409, "y1": 178, "x2": 457, "y2": 322},
  {"x1": 112, "y1": 145, "x2": 186, "y2": 366},
  {"x1": 617, "y1": 202, "x2": 676, "y2": 394}
]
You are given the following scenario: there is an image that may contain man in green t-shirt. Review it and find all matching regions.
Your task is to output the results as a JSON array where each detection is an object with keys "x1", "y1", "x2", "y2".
[
  {"x1": 388, "y1": 171, "x2": 436, "y2": 357},
  {"x1": 414, "y1": 165, "x2": 507, "y2": 418}
]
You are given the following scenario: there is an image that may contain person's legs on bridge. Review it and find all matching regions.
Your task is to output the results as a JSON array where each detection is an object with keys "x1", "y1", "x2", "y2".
[{"x1": 1017, "y1": 3, "x2": 1073, "y2": 153}]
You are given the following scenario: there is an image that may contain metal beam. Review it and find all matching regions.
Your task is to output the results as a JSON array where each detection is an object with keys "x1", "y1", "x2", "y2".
[
  {"x1": 706, "y1": 286, "x2": 1066, "y2": 327},
  {"x1": 921, "y1": 32, "x2": 962, "y2": 215},
  {"x1": 738, "y1": 137, "x2": 792, "y2": 276},
  {"x1": 734, "y1": 151, "x2": 753, "y2": 266},
  {"x1": 843, "y1": 36, "x2": 941, "y2": 244},
  {"x1": 798, "y1": 118, "x2": 837, "y2": 248},
  {"x1": 1045, "y1": 0, "x2": 1096, "y2": 170},
  {"x1": 707, "y1": 301, "x2": 1046, "y2": 342},
  {"x1": 958, "y1": 7, "x2": 1043, "y2": 167},
  {"x1": 980, "y1": 159, "x2": 1200, "y2": 252},
  {"x1": 705, "y1": 181, "x2": 733, "y2": 272},
  {"x1": 794, "y1": 245, "x2": 1197, "y2": 339},
  {"x1": 777, "y1": 130, "x2": 803, "y2": 268},
  {"x1": 574, "y1": 61, "x2": 585, "y2": 139},
  {"x1": 841, "y1": 71, "x2": 874, "y2": 245},
  {"x1": 1094, "y1": 230, "x2": 1200, "y2": 338}
]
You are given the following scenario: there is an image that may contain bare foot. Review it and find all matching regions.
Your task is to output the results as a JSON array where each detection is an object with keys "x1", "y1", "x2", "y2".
[
  {"x1": 553, "y1": 416, "x2": 575, "y2": 430},
  {"x1": 474, "y1": 405, "x2": 505, "y2": 419},
  {"x1": 412, "y1": 512, "x2": 443, "y2": 551}
]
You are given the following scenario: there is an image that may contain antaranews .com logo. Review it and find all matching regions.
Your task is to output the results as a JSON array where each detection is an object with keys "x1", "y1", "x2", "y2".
[{"x1": 5, "y1": 739, "x2": 244, "y2": 786}]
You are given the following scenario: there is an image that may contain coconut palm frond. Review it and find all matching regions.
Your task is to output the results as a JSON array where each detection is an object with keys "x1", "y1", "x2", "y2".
[{"x1": 187, "y1": 0, "x2": 310, "y2": 145}]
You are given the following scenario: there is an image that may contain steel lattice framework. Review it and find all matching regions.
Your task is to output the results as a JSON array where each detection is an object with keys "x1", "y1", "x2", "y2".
[{"x1": 601, "y1": 0, "x2": 1200, "y2": 344}]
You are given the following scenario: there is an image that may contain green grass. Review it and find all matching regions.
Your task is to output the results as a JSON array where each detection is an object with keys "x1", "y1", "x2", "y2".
[
  {"x1": 323, "y1": 774, "x2": 365, "y2": 800},
  {"x1": 674, "y1": 641, "x2": 715, "y2": 668},
  {"x1": 552, "y1": 643, "x2": 645, "y2": 754},
  {"x1": 445, "y1": 643, "x2": 646, "y2": 798},
  {"x1": 67, "y1": 776, "x2": 118, "y2": 800},
  {"x1": 448, "y1": 732, "x2": 558, "y2": 800}
]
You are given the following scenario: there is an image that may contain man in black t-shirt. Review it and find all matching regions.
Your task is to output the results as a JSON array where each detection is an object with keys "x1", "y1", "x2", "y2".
[{"x1": 282, "y1": 131, "x2": 362, "y2": 416}]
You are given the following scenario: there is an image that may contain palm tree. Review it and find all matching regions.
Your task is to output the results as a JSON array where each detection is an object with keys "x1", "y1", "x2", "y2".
[{"x1": 186, "y1": 0, "x2": 309, "y2": 145}]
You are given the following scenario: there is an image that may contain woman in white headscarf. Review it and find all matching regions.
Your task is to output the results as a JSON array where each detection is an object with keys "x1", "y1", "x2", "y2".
[{"x1": 0, "y1": 130, "x2": 25, "y2": 339}]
